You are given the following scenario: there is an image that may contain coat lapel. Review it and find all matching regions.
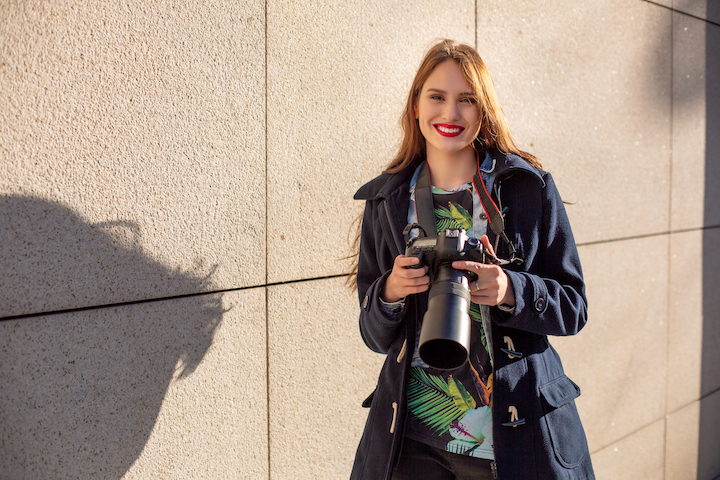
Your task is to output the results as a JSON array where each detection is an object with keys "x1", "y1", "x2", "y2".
[{"x1": 378, "y1": 182, "x2": 410, "y2": 258}]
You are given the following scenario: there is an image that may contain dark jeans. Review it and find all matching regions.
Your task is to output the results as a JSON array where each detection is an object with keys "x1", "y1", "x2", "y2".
[{"x1": 392, "y1": 437, "x2": 497, "y2": 480}]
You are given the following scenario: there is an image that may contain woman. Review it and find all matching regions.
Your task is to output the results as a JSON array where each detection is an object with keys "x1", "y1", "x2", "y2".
[{"x1": 350, "y1": 39, "x2": 594, "y2": 480}]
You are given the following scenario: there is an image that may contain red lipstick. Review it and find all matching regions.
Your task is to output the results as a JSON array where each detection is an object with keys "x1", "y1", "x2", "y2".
[{"x1": 434, "y1": 124, "x2": 465, "y2": 137}]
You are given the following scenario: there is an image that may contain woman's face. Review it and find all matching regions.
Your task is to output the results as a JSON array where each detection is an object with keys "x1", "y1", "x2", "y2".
[{"x1": 415, "y1": 60, "x2": 481, "y2": 158}]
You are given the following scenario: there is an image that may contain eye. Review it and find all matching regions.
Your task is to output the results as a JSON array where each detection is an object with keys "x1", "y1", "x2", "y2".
[
  {"x1": 429, "y1": 94, "x2": 444, "y2": 101},
  {"x1": 460, "y1": 97, "x2": 477, "y2": 104}
]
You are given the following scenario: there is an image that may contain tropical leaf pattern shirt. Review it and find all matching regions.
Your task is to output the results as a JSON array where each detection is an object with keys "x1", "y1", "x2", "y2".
[{"x1": 404, "y1": 184, "x2": 495, "y2": 460}]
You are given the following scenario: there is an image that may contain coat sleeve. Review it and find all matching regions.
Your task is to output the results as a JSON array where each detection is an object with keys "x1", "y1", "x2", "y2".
[
  {"x1": 497, "y1": 173, "x2": 588, "y2": 337},
  {"x1": 356, "y1": 199, "x2": 407, "y2": 354}
]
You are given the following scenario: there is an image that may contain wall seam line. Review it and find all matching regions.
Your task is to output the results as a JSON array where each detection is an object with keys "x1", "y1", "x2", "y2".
[
  {"x1": 588, "y1": 414, "x2": 669, "y2": 456},
  {"x1": 6, "y1": 221, "x2": 720, "y2": 322},
  {"x1": 0, "y1": 274, "x2": 350, "y2": 323},
  {"x1": 264, "y1": 0, "x2": 272, "y2": 478},
  {"x1": 474, "y1": 0, "x2": 478, "y2": 49},
  {"x1": 574, "y1": 224, "x2": 720, "y2": 248},
  {"x1": 662, "y1": 7, "x2": 674, "y2": 478},
  {"x1": 664, "y1": 386, "x2": 720, "y2": 418},
  {"x1": 644, "y1": 0, "x2": 720, "y2": 27}
]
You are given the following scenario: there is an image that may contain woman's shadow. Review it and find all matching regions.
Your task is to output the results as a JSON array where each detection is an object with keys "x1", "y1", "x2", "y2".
[{"x1": 0, "y1": 194, "x2": 227, "y2": 479}]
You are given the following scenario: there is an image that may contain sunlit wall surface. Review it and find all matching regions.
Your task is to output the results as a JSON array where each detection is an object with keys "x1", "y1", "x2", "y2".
[{"x1": 1, "y1": 0, "x2": 718, "y2": 478}]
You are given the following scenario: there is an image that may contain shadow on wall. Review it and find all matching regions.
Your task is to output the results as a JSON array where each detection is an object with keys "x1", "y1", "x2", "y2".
[
  {"x1": 0, "y1": 195, "x2": 227, "y2": 479},
  {"x1": 700, "y1": 15, "x2": 720, "y2": 480}
]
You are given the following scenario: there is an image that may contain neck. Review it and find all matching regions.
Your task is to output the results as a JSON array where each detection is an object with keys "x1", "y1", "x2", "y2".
[{"x1": 425, "y1": 147, "x2": 477, "y2": 190}]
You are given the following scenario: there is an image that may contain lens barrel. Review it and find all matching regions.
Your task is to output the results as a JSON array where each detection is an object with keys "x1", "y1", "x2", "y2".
[{"x1": 418, "y1": 264, "x2": 471, "y2": 370}]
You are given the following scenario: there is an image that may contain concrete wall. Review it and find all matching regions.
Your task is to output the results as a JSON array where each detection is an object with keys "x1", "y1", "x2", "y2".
[{"x1": 0, "y1": 0, "x2": 717, "y2": 479}]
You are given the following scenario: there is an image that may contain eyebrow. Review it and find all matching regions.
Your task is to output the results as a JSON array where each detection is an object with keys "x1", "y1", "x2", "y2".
[{"x1": 425, "y1": 88, "x2": 475, "y2": 96}]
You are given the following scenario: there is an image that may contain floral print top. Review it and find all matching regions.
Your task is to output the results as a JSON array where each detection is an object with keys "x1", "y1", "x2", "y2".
[{"x1": 404, "y1": 184, "x2": 495, "y2": 460}]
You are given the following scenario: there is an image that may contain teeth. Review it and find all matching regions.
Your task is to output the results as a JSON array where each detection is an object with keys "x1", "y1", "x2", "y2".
[{"x1": 437, "y1": 125, "x2": 462, "y2": 134}]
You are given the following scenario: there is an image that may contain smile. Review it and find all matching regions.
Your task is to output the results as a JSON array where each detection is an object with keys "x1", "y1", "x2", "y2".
[{"x1": 434, "y1": 124, "x2": 465, "y2": 137}]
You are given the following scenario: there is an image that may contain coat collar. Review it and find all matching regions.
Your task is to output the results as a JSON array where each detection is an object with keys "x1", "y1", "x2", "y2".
[
  {"x1": 481, "y1": 148, "x2": 546, "y2": 188},
  {"x1": 354, "y1": 149, "x2": 545, "y2": 202},
  {"x1": 353, "y1": 165, "x2": 415, "y2": 201}
]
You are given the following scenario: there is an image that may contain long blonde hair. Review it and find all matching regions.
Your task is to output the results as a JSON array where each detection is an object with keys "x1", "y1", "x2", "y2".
[{"x1": 347, "y1": 39, "x2": 540, "y2": 288}]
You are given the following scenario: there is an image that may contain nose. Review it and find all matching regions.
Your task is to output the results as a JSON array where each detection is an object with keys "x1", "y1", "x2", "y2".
[{"x1": 442, "y1": 100, "x2": 460, "y2": 121}]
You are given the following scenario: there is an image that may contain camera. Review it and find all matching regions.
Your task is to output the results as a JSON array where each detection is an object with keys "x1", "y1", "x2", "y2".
[{"x1": 404, "y1": 227, "x2": 490, "y2": 370}]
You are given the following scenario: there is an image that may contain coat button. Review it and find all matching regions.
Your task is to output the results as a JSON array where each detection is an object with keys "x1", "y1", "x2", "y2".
[
  {"x1": 502, "y1": 406, "x2": 526, "y2": 427},
  {"x1": 534, "y1": 297, "x2": 546, "y2": 312},
  {"x1": 501, "y1": 336, "x2": 523, "y2": 359},
  {"x1": 362, "y1": 296, "x2": 369, "y2": 309}
]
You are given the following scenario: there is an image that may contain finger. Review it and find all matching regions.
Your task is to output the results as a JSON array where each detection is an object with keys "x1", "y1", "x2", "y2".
[
  {"x1": 451, "y1": 260, "x2": 486, "y2": 272},
  {"x1": 479, "y1": 235, "x2": 496, "y2": 256},
  {"x1": 395, "y1": 255, "x2": 423, "y2": 268},
  {"x1": 406, "y1": 284, "x2": 430, "y2": 295},
  {"x1": 472, "y1": 277, "x2": 507, "y2": 305},
  {"x1": 474, "y1": 284, "x2": 499, "y2": 297},
  {"x1": 401, "y1": 274, "x2": 429, "y2": 286},
  {"x1": 472, "y1": 266, "x2": 506, "y2": 290},
  {"x1": 399, "y1": 265, "x2": 429, "y2": 279},
  {"x1": 470, "y1": 285, "x2": 501, "y2": 304}
]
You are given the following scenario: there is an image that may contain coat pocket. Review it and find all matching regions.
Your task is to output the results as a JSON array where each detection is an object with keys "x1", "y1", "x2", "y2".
[{"x1": 539, "y1": 375, "x2": 589, "y2": 468}]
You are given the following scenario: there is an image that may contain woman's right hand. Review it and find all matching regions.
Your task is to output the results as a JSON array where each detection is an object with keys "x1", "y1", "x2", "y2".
[{"x1": 382, "y1": 255, "x2": 430, "y2": 303}]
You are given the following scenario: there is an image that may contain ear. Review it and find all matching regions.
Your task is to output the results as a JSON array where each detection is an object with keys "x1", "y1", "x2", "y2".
[{"x1": 413, "y1": 105, "x2": 418, "y2": 119}]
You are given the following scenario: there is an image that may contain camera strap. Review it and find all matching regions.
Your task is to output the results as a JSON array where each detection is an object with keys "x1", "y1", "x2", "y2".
[
  {"x1": 414, "y1": 153, "x2": 521, "y2": 264},
  {"x1": 413, "y1": 162, "x2": 437, "y2": 238}
]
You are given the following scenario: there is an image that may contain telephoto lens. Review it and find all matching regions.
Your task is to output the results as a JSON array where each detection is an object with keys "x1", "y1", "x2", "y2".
[{"x1": 418, "y1": 263, "x2": 472, "y2": 370}]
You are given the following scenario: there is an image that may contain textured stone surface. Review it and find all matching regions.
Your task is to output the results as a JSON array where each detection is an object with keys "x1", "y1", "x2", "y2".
[
  {"x1": 697, "y1": 388, "x2": 720, "y2": 480},
  {"x1": 266, "y1": 0, "x2": 475, "y2": 283},
  {"x1": 698, "y1": 230, "x2": 720, "y2": 398},
  {"x1": 652, "y1": 0, "x2": 673, "y2": 8},
  {"x1": 267, "y1": 278, "x2": 384, "y2": 480},
  {"x1": 706, "y1": 21, "x2": 720, "y2": 228},
  {"x1": 591, "y1": 419, "x2": 666, "y2": 480},
  {"x1": 674, "y1": 0, "x2": 720, "y2": 24},
  {"x1": 671, "y1": 14, "x2": 720, "y2": 230},
  {"x1": 666, "y1": 389, "x2": 720, "y2": 480},
  {"x1": 666, "y1": 400, "x2": 700, "y2": 480},
  {"x1": 1, "y1": 0, "x2": 718, "y2": 478},
  {"x1": 668, "y1": 231, "x2": 705, "y2": 411},
  {"x1": 668, "y1": 228, "x2": 720, "y2": 412},
  {"x1": 0, "y1": 289, "x2": 267, "y2": 479},
  {"x1": 671, "y1": 13, "x2": 707, "y2": 230},
  {"x1": 551, "y1": 238, "x2": 669, "y2": 452},
  {"x1": 477, "y1": 0, "x2": 672, "y2": 244},
  {"x1": 0, "y1": 0, "x2": 266, "y2": 317}
]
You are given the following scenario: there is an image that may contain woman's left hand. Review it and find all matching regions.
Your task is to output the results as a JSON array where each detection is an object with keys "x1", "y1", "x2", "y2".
[{"x1": 452, "y1": 235, "x2": 515, "y2": 307}]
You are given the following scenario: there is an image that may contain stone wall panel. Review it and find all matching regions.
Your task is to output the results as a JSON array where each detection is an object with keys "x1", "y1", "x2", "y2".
[
  {"x1": 591, "y1": 419, "x2": 666, "y2": 480},
  {"x1": 671, "y1": 13, "x2": 720, "y2": 230},
  {"x1": 0, "y1": 0, "x2": 266, "y2": 317},
  {"x1": 266, "y1": 0, "x2": 475, "y2": 283},
  {"x1": 477, "y1": 0, "x2": 672, "y2": 244},
  {"x1": 551, "y1": 239, "x2": 669, "y2": 451},
  {"x1": 267, "y1": 278, "x2": 383, "y2": 480},
  {"x1": 0, "y1": 289, "x2": 267, "y2": 479},
  {"x1": 673, "y1": 0, "x2": 720, "y2": 24},
  {"x1": 666, "y1": 389, "x2": 720, "y2": 480}
]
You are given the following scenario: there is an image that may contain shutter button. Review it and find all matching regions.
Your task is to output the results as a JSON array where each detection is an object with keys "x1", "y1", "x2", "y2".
[
  {"x1": 362, "y1": 296, "x2": 369, "y2": 309},
  {"x1": 534, "y1": 297, "x2": 546, "y2": 312}
]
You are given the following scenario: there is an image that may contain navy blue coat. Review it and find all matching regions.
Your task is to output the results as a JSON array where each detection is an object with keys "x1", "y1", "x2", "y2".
[{"x1": 350, "y1": 151, "x2": 595, "y2": 480}]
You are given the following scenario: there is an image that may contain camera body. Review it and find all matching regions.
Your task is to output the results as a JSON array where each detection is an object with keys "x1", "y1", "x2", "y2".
[
  {"x1": 404, "y1": 228, "x2": 488, "y2": 283},
  {"x1": 404, "y1": 228, "x2": 490, "y2": 370}
]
